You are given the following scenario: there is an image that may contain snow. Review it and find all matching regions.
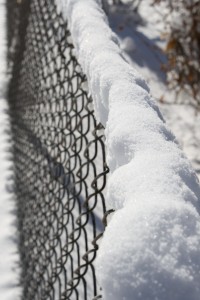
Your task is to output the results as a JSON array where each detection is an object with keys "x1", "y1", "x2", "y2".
[
  {"x1": 0, "y1": 1, "x2": 21, "y2": 299},
  {"x1": 108, "y1": 1, "x2": 200, "y2": 180},
  {"x1": 97, "y1": 200, "x2": 200, "y2": 300},
  {"x1": 56, "y1": 0, "x2": 200, "y2": 299}
]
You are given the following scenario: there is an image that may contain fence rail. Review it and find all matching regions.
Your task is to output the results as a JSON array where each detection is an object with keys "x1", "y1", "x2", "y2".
[{"x1": 7, "y1": 1, "x2": 110, "y2": 299}]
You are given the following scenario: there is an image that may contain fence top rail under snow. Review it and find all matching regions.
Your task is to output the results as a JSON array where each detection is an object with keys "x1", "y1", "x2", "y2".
[{"x1": 57, "y1": 1, "x2": 200, "y2": 300}]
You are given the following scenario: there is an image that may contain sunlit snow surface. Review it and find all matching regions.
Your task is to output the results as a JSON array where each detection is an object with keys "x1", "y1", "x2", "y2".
[
  {"x1": 56, "y1": 1, "x2": 200, "y2": 300},
  {"x1": 0, "y1": 1, "x2": 21, "y2": 299},
  {"x1": 108, "y1": 0, "x2": 200, "y2": 180}
]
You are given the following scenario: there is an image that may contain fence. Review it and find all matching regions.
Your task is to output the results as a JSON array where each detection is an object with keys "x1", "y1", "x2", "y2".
[{"x1": 7, "y1": 1, "x2": 111, "y2": 299}]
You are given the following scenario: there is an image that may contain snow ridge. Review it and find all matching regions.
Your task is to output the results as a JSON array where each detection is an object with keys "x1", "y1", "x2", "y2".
[{"x1": 57, "y1": 1, "x2": 200, "y2": 299}]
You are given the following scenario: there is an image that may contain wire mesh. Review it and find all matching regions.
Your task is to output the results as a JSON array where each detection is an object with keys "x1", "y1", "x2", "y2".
[{"x1": 7, "y1": 0, "x2": 111, "y2": 299}]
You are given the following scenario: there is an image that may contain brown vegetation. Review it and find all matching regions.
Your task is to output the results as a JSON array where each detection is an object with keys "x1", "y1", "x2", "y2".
[{"x1": 152, "y1": 0, "x2": 200, "y2": 104}]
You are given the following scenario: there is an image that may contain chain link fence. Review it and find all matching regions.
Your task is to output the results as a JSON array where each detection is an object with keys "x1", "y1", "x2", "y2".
[{"x1": 7, "y1": 1, "x2": 113, "y2": 299}]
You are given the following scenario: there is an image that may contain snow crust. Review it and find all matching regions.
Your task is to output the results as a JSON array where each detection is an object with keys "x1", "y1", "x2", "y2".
[{"x1": 57, "y1": 1, "x2": 200, "y2": 299}]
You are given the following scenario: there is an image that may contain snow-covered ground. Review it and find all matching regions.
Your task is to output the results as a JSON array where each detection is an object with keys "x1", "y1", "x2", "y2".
[{"x1": 0, "y1": 1, "x2": 20, "y2": 299}]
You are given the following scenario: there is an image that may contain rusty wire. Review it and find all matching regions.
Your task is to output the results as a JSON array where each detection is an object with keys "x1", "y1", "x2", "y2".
[{"x1": 7, "y1": 0, "x2": 111, "y2": 299}]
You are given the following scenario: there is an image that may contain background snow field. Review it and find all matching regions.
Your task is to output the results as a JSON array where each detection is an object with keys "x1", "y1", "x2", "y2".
[{"x1": 0, "y1": 0, "x2": 20, "y2": 299}]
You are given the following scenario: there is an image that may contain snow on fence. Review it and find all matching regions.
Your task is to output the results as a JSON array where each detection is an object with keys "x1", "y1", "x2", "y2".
[
  {"x1": 8, "y1": 0, "x2": 200, "y2": 300},
  {"x1": 58, "y1": 1, "x2": 200, "y2": 300}
]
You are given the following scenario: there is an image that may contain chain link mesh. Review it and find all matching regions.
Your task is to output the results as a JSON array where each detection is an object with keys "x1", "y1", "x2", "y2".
[{"x1": 7, "y1": 1, "x2": 112, "y2": 299}]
